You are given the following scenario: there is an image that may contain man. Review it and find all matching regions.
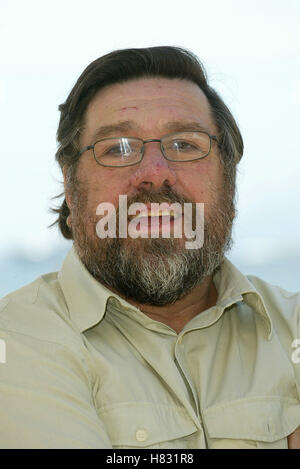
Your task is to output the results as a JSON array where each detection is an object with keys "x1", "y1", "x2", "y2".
[{"x1": 0, "y1": 46, "x2": 299, "y2": 449}]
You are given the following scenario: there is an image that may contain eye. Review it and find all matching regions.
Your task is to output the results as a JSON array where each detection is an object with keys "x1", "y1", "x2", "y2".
[
  {"x1": 102, "y1": 140, "x2": 134, "y2": 157},
  {"x1": 174, "y1": 140, "x2": 191, "y2": 150},
  {"x1": 104, "y1": 145, "x2": 124, "y2": 156},
  {"x1": 171, "y1": 139, "x2": 199, "y2": 152}
]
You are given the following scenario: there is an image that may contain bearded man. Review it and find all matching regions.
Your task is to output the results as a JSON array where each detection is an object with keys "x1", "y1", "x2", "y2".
[{"x1": 0, "y1": 46, "x2": 299, "y2": 449}]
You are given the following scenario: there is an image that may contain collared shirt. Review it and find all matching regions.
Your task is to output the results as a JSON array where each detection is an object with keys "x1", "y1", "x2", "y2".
[{"x1": 0, "y1": 246, "x2": 300, "y2": 449}]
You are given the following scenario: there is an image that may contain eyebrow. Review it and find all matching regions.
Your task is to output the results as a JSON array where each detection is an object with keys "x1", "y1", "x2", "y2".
[
  {"x1": 90, "y1": 121, "x2": 137, "y2": 141},
  {"x1": 89, "y1": 119, "x2": 214, "y2": 142},
  {"x1": 164, "y1": 121, "x2": 213, "y2": 135}
]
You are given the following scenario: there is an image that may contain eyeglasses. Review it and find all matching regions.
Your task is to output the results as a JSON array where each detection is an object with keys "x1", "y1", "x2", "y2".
[{"x1": 78, "y1": 131, "x2": 219, "y2": 167}]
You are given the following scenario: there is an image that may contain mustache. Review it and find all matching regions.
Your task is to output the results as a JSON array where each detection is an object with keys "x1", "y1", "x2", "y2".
[
  {"x1": 117, "y1": 186, "x2": 194, "y2": 210},
  {"x1": 112, "y1": 186, "x2": 201, "y2": 237}
]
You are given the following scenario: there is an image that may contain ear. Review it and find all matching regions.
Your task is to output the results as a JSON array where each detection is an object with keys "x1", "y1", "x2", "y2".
[
  {"x1": 62, "y1": 166, "x2": 73, "y2": 229},
  {"x1": 62, "y1": 165, "x2": 72, "y2": 210}
]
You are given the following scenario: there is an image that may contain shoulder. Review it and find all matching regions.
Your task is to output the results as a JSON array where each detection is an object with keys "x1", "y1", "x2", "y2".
[
  {"x1": 0, "y1": 272, "x2": 81, "y2": 348},
  {"x1": 246, "y1": 274, "x2": 300, "y2": 337},
  {"x1": 247, "y1": 275, "x2": 300, "y2": 315}
]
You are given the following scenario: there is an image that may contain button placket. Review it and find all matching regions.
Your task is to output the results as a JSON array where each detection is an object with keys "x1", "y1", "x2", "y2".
[{"x1": 175, "y1": 331, "x2": 201, "y2": 423}]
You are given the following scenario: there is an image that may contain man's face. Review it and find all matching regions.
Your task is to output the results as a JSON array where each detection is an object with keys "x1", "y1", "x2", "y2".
[{"x1": 65, "y1": 78, "x2": 235, "y2": 305}]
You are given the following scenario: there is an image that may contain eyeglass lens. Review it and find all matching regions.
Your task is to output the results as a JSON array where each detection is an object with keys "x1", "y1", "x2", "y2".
[{"x1": 93, "y1": 132, "x2": 211, "y2": 166}]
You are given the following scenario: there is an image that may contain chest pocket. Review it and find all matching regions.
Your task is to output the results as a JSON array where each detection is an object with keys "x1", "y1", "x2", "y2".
[
  {"x1": 97, "y1": 402, "x2": 198, "y2": 448},
  {"x1": 202, "y1": 397, "x2": 300, "y2": 449}
]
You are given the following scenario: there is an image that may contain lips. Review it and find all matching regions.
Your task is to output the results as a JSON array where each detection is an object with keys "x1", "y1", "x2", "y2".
[
  {"x1": 126, "y1": 204, "x2": 184, "y2": 239},
  {"x1": 130, "y1": 210, "x2": 173, "y2": 221},
  {"x1": 128, "y1": 205, "x2": 182, "y2": 222}
]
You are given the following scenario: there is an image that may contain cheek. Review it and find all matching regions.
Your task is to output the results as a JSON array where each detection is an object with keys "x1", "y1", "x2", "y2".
[
  {"x1": 177, "y1": 161, "x2": 222, "y2": 202},
  {"x1": 80, "y1": 167, "x2": 132, "y2": 212}
]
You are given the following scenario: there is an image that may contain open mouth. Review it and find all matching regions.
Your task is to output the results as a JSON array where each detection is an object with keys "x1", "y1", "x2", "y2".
[{"x1": 127, "y1": 207, "x2": 183, "y2": 236}]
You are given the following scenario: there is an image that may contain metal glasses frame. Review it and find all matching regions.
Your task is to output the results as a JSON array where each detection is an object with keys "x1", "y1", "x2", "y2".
[{"x1": 78, "y1": 131, "x2": 219, "y2": 167}]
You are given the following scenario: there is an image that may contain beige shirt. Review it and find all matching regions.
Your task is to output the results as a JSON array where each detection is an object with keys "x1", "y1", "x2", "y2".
[{"x1": 0, "y1": 246, "x2": 300, "y2": 449}]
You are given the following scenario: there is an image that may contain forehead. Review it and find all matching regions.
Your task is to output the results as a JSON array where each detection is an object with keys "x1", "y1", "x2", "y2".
[{"x1": 83, "y1": 78, "x2": 216, "y2": 139}]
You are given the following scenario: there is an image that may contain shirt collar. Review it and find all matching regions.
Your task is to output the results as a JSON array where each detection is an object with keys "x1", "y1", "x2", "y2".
[
  {"x1": 58, "y1": 246, "x2": 273, "y2": 339},
  {"x1": 58, "y1": 246, "x2": 136, "y2": 333},
  {"x1": 214, "y1": 257, "x2": 273, "y2": 339}
]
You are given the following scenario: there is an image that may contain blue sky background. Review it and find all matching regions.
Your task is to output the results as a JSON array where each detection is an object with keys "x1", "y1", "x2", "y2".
[{"x1": 0, "y1": 0, "x2": 299, "y2": 296}]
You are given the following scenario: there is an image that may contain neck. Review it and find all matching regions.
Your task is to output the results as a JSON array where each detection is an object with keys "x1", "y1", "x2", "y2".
[{"x1": 123, "y1": 275, "x2": 218, "y2": 334}]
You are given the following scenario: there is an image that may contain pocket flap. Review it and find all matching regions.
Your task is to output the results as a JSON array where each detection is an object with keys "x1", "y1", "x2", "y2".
[
  {"x1": 98, "y1": 402, "x2": 198, "y2": 447},
  {"x1": 203, "y1": 397, "x2": 300, "y2": 442}
]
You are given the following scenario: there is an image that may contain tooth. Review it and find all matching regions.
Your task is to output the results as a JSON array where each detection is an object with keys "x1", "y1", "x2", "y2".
[
  {"x1": 148, "y1": 210, "x2": 175, "y2": 217},
  {"x1": 130, "y1": 209, "x2": 177, "y2": 220}
]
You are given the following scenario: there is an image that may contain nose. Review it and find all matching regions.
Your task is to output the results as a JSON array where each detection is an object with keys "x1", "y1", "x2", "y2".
[{"x1": 129, "y1": 141, "x2": 177, "y2": 191}]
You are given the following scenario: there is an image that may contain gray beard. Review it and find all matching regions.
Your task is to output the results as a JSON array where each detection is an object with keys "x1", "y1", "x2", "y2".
[{"x1": 71, "y1": 185, "x2": 235, "y2": 306}]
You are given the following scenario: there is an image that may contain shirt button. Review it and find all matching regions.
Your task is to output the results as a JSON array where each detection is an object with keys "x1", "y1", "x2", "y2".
[{"x1": 135, "y1": 429, "x2": 148, "y2": 442}]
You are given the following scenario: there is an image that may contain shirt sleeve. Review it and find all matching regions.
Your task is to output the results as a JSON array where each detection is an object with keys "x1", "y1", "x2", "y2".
[{"x1": 0, "y1": 328, "x2": 113, "y2": 449}]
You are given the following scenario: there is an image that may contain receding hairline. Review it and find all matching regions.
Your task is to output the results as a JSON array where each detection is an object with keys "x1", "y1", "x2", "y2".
[{"x1": 80, "y1": 76, "x2": 219, "y2": 143}]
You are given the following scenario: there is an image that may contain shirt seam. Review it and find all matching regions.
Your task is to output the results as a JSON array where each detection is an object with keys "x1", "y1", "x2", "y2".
[
  {"x1": 97, "y1": 401, "x2": 194, "y2": 415},
  {"x1": 203, "y1": 395, "x2": 300, "y2": 413},
  {"x1": 0, "y1": 325, "x2": 81, "y2": 349}
]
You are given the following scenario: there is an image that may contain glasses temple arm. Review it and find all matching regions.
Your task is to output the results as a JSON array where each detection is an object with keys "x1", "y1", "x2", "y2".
[{"x1": 79, "y1": 145, "x2": 94, "y2": 156}]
